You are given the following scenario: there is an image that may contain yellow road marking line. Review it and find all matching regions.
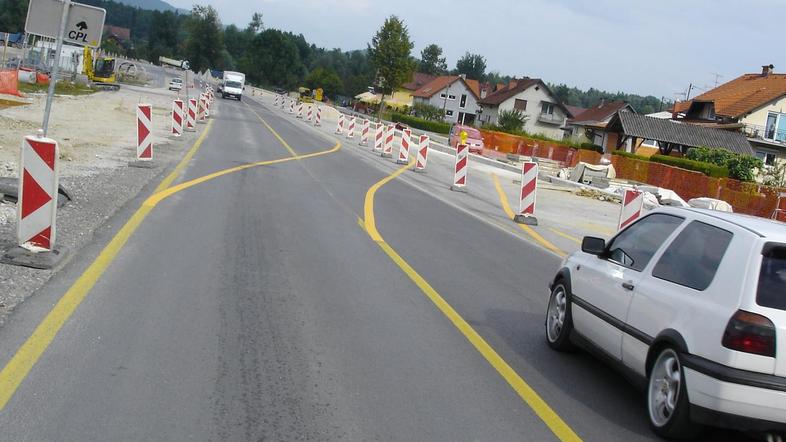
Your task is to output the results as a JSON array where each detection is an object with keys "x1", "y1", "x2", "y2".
[
  {"x1": 244, "y1": 101, "x2": 298, "y2": 157},
  {"x1": 154, "y1": 119, "x2": 215, "y2": 193},
  {"x1": 490, "y1": 173, "x2": 567, "y2": 258},
  {"x1": 364, "y1": 165, "x2": 581, "y2": 442},
  {"x1": 548, "y1": 227, "x2": 581, "y2": 244},
  {"x1": 0, "y1": 118, "x2": 340, "y2": 411}
]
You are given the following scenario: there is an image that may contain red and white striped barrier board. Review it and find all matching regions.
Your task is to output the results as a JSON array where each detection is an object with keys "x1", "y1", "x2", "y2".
[
  {"x1": 335, "y1": 113, "x2": 344, "y2": 134},
  {"x1": 306, "y1": 105, "x2": 313, "y2": 122},
  {"x1": 197, "y1": 95, "x2": 207, "y2": 122},
  {"x1": 382, "y1": 124, "x2": 394, "y2": 157},
  {"x1": 346, "y1": 117, "x2": 355, "y2": 139},
  {"x1": 186, "y1": 98, "x2": 197, "y2": 131},
  {"x1": 203, "y1": 93, "x2": 210, "y2": 118},
  {"x1": 315, "y1": 106, "x2": 321, "y2": 126},
  {"x1": 451, "y1": 143, "x2": 469, "y2": 192},
  {"x1": 397, "y1": 128, "x2": 411, "y2": 164},
  {"x1": 289, "y1": 99, "x2": 294, "y2": 114},
  {"x1": 374, "y1": 123, "x2": 384, "y2": 152},
  {"x1": 274, "y1": 94, "x2": 279, "y2": 107},
  {"x1": 514, "y1": 162, "x2": 538, "y2": 225},
  {"x1": 297, "y1": 102, "x2": 303, "y2": 118},
  {"x1": 171, "y1": 99, "x2": 183, "y2": 137},
  {"x1": 415, "y1": 134, "x2": 429, "y2": 171},
  {"x1": 618, "y1": 189, "x2": 644, "y2": 231},
  {"x1": 17, "y1": 135, "x2": 59, "y2": 250},
  {"x1": 360, "y1": 119, "x2": 370, "y2": 146},
  {"x1": 137, "y1": 103, "x2": 153, "y2": 161}
]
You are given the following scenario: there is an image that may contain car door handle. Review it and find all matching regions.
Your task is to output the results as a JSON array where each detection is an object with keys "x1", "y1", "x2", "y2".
[{"x1": 622, "y1": 282, "x2": 635, "y2": 291}]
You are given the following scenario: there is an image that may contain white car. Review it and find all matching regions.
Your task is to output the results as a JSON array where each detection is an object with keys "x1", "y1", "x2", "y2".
[
  {"x1": 168, "y1": 77, "x2": 183, "y2": 91},
  {"x1": 545, "y1": 207, "x2": 786, "y2": 439}
]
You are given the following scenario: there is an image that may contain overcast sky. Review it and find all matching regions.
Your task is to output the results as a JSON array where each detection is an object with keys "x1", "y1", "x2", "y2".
[{"x1": 166, "y1": 0, "x2": 784, "y2": 99}]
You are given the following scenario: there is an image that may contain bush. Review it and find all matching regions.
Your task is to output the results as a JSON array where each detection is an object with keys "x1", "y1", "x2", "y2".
[
  {"x1": 498, "y1": 109, "x2": 527, "y2": 132},
  {"x1": 391, "y1": 113, "x2": 451, "y2": 134},
  {"x1": 611, "y1": 150, "x2": 651, "y2": 161},
  {"x1": 411, "y1": 103, "x2": 444, "y2": 121},
  {"x1": 651, "y1": 155, "x2": 729, "y2": 178},
  {"x1": 686, "y1": 146, "x2": 762, "y2": 182}
]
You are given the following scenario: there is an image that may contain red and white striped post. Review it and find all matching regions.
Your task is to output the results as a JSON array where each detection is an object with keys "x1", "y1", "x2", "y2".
[
  {"x1": 289, "y1": 99, "x2": 295, "y2": 114},
  {"x1": 274, "y1": 94, "x2": 279, "y2": 107},
  {"x1": 197, "y1": 94, "x2": 207, "y2": 123},
  {"x1": 335, "y1": 113, "x2": 344, "y2": 134},
  {"x1": 17, "y1": 135, "x2": 59, "y2": 251},
  {"x1": 397, "y1": 128, "x2": 411, "y2": 164},
  {"x1": 204, "y1": 93, "x2": 211, "y2": 118},
  {"x1": 346, "y1": 117, "x2": 356, "y2": 139},
  {"x1": 373, "y1": 122, "x2": 384, "y2": 152},
  {"x1": 297, "y1": 102, "x2": 303, "y2": 118},
  {"x1": 414, "y1": 134, "x2": 429, "y2": 172},
  {"x1": 451, "y1": 142, "x2": 469, "y2": 192},
  {"x1": 618, "y1": 189, "x2": 644, "y2": 231},
  {"x1": 382, "y1": 124, "x2": 394, "y2": 158},
  {"x1": 306, "y1": 105, "x2": 313, "y2": 122},
  {"x1": 137, "y1": 103, "x2": 153, "y2": 161},
  {"x1": 315, "y1": 106, "x2": 321, "y2": 126},
  {"x1": 360, "y1": 119, "x2": 370, "y2": 146},
  {"x1": 186, "y1": 98, "x2": 197, "y2": 132},
  {"x1": 280, "y1": 95, "x2": 286, "y2": 110},
  {"x1": 171, "y1": 99, "x2": 183, "y2": 137},
  {"x1": 514, "y1": 162, "x2": 538, "y2": 225}
]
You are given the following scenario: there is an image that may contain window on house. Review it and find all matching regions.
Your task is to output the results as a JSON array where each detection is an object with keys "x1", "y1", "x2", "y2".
[
  {"x1": 448, "y1": 94, "x2": 456, "y2": 100},
  {"x1": 460, "y1": 94, "x2": 467, "y2": 108},
  {"x1": 541, "y1": 102, "x2": 554, "y2": 115},
  {"x1": 440, "y1": 93, "x2": 446, "y2": 99},
  {"x1": 514, "y1": 99, "x2": 527, "y2": 111},
  {"x1": 446, "y1": 110, "x2": 454, "y2": 117},
  {"x1": 765, "y1": 112, "x2": 786, "y2": 142},
  {"x1": 642, "y1": 139, "x2": 659, "y2": 148},
  {"x1": 756, "y1": 151, "x2": 777, "y2": 166}
]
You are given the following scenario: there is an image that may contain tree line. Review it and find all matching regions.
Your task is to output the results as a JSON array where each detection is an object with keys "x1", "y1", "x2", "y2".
[{"x1": 0, "y1": 0, "x2": 667, "y2": 109}]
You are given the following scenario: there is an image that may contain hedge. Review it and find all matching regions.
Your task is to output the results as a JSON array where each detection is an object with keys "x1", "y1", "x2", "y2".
[
  {"x1": 391, "y1": 113, "x2": 451, "y2": 134},
  {"x1": 650, "y1": 155, "x2": 729, "y2": 178},
  {"x1": 611, "y1": 150, "x2": 651, "y2": 161}
]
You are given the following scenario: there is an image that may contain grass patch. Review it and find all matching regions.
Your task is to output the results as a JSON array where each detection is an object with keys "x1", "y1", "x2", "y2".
[{"x1": 18, "y1": 81, "x2": 96, "y2": 96}]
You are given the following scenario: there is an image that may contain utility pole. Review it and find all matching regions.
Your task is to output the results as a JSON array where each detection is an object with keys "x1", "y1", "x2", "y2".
[
  {"x1": 711, "y1": 72, "x2": 723, "y2": 88},
  {"x1": 685, "y1": 83, "x2": 693, "y2": 101}
]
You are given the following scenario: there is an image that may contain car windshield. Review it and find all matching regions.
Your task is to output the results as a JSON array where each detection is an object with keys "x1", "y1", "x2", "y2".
[
  {"x1": 757, "y1": 244, "x2": 786, "y2": 310},
  {"x1": 226, "y1": 81, "x2": 242, "y2": 88},
  {"x1": 171, "y1": 78, "x2": 182, "y2": 83}
]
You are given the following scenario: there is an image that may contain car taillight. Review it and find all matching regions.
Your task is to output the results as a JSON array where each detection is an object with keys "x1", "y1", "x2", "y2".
[{"x1": 722, "y1": 310, "x2": 776, "y2": 357}]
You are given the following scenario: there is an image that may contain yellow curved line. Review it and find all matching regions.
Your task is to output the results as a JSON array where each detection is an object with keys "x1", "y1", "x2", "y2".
[
  {"x1": 364, "y1": 166, "x2": 581, "y2": 441},
  {"x1": 490, "y1": 173, "x2": 567, "y2": 258},
  {"x1": 0, "y1": 113, "x2": 340, "y2": 411}
]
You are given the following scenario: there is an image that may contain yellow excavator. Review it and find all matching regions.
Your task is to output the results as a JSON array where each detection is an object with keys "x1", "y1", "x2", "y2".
[{"x1": 83, "y1": 46, "x2": 119, "y2": 90}]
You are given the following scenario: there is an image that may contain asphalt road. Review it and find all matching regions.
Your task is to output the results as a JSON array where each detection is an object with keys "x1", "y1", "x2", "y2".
[{"x1": 0, "y1": 96, "x2": 757, "y2": 441}]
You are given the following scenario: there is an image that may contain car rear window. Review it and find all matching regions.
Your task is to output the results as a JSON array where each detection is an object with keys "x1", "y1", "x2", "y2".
[
  {"x1": 757, "y1": 243, "x2": 786, "y2": 310},
  {"x1": 464, "y1": 128, "x2": 482, "y2": 138},
  {"x1": 652, "y1": 221, "x2": 733, "y2": 291}
]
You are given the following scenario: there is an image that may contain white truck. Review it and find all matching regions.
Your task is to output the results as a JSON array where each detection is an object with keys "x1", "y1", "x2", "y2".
[
  {"x1": 221, "y1": 71, "x2": 246, "y2": 101},
  {"x1": 158, "y1": 56, "x2": 190, "y2": 71}
]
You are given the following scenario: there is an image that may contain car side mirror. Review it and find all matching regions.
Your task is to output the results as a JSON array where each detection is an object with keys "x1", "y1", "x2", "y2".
[{"x1": 581, "y1": 236, "x2": 606, "y2": 256}]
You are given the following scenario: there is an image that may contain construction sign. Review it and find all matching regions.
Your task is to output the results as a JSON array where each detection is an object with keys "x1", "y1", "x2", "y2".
[{"x1": 25, "y1": 0, "x2": 106, "y2": 48}]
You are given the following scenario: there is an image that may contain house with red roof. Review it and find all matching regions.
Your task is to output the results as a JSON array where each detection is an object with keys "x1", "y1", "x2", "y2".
[
  {"x1": 563, "y1": 100, "x2": 636, "y2": 151},
  {"x1": 477, "y1": 78, "x2": 572, "y2": 140},
  {"x1": 412, "y1": 75, "x2": 481, "y2": 124},
  {"x1": 673, "y1": 64, "x2": 786, "y2": 168}
]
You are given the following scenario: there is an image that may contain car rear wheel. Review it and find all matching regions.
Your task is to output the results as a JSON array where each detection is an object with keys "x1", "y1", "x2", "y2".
[
  {"x1": 647, "y1": 348, "x2": 701, "y2": 439},
  {"x1": 545, "y1": 280, "x2": 574, "y2": 351}
]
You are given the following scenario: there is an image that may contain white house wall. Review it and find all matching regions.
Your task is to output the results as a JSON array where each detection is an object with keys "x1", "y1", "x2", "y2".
[
  {"x1": 486, "y1": 86, "x2": 568, "y2": 139},
  {"x1": 413, "y1": 81, "x2": 479, "y2": 124}
]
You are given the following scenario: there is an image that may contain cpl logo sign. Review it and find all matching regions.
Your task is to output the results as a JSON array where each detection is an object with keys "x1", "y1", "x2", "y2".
[{"x1": 67, "y1": 21, "x2": 89, "y2": 43}]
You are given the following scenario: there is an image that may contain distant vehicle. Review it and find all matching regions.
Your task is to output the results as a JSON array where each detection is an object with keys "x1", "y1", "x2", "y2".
[
  {"x1": 545, "y1": 207, "x2": 786, "y2": 438},
  {"x1": 0, "y1": 32, "x2": 24, "y2": 48},
  {"x1": 274, "y1": 88, "x2": 287, "y2": 95},
  {"x1": 221, "y1": 71, "x2": 245, "y2": 101},
  {"x1": 449, "y1": 125, "x2": 484, "y2": 154},
  {"x1": 83, "y1": 46, "x2": 118, "y2": 90},
  {"x1": 158, "y1": 56, "x2": 190, "y2": 71},
  {"x1": 168, "y1": 77, "x2": 183, "y2": 91}
]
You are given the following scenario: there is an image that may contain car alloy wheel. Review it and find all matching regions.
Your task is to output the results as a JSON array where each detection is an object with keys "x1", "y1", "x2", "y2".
[
  {"x1": 648, "y1": 348, "x2": 682, "y2": 427},
  {"x1": 547, "y1": 286, "x2": 567, "y2": 343}
]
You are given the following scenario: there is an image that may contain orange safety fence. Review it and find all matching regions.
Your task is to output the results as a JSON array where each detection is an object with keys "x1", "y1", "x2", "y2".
[
  {"x1": 0, "y1": 69, "x2": 21, "y2": 97},
  {"x1": 36, "y1": 72, "x2": 50, "y2": 86}
]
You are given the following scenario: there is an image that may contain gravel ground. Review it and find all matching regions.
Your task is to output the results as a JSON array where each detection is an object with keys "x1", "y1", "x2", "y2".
[{"x1": 0, "y1": 80, "x2": 204, "y2": 326}]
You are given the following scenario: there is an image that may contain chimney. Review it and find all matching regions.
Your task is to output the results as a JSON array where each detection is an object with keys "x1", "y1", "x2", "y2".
[
  {"x1": 459, "y1": 73, "x2": 466, "y2": 80},
  {"x1": 480, "y1": 85, "x2": 487, "y2": 99},
  {"x1": 509, "y1": 76, "x2": 518, "y2": 89},
  {"x1": 598, "y1": 98, "x2": 606, "y2": 108},
  {"x1": 762, "y1": 64, "x2": 775, "y2": 76}
]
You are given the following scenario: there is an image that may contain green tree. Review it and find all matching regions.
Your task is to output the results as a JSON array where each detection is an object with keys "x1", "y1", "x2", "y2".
[
  {"x1": 0, "y1": 0, "x2": 28, "y2": 32},
  {"x1": 454, "y1": 52, "x2": 486, "y2": 81},
  {"x1": 498, "y1": 109, "x2": 527, "y2": 132},
  {"x1": 686, "y1": 147, "x2": 763, "y2": 182},
  {"x1": 368, "y1": 15, "x2": 415, "y2": 98},
  {"x1": 241, "y1": 29, "x2": 304, "y2": 88},
  {"x1": 248, "y1": 12, "x2": 264, "y2": 33},
  {"x1": 184, "y1": 5, "x2": 224, "y2": 72},
  {"x1": 419, "y1": 43, "x2": 447, "y2": 75},
  {"x1": 305, "y1": 67, "x2": 343, "y2": 99}
]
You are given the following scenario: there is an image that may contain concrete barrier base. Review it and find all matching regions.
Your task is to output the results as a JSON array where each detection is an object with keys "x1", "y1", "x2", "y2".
[
  {"x1": 413, "y1": 169, "x2": 426, "y2": 174},
  {"x1": 514, "y1": 214, "x2": 538, "y2": 226},
  {"x1": 128, "y1": 160, "x2": 156, "y2": 169},
  {"x1": 1, "y1": 245, "x2": 70, "y2": 270},
  {"x1": 396, "y1": 159, "x2": 408, "y2": 165},
  {"x1": 381, "y1": 153, "x2": 392, "y2": 158},
  {"x1": 450, "y1": 185, "x2": 467, "y2": 193}
]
